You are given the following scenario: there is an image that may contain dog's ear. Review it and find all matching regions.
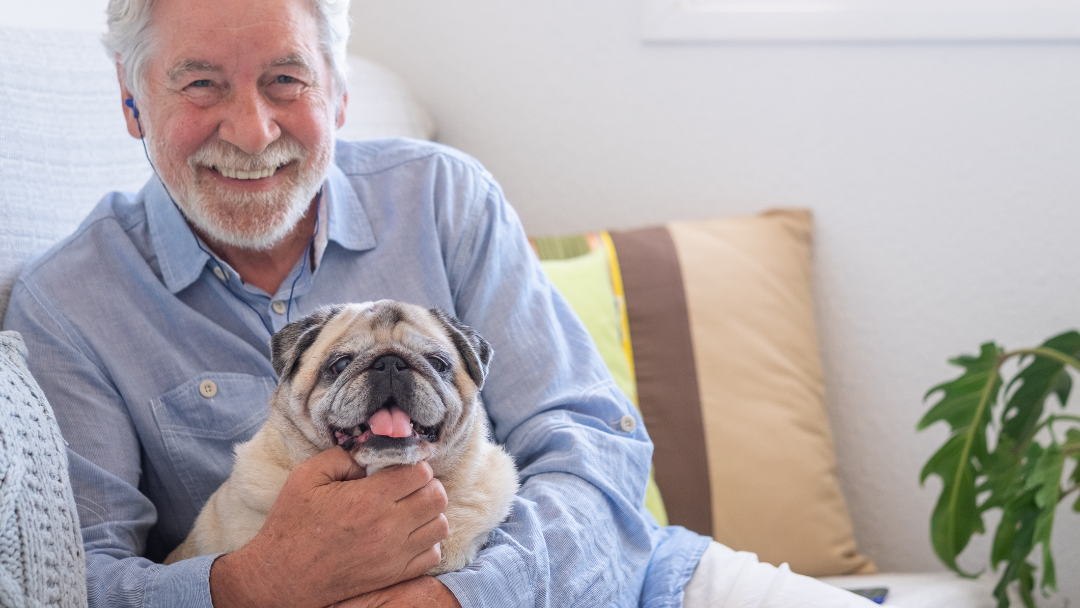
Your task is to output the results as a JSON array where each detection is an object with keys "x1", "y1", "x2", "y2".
[
  {"x1": 270, "y1": 305, "x2": 342, "y2": 381},
  {"x1": 428, "y1": 308, "x2": 493, "y2": 390}
]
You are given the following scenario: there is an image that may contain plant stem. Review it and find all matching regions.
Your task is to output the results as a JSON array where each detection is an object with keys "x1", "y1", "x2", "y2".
[
  {"x1": 1032, "y1": 415, "x2": 1080, "y2": 444},
  {"x1": 1006, "y1": 347, "x2": 1080, "y2": 372},
  {"x1": 1047, "y1": 414, "x2": 1080, "y2": 426}
]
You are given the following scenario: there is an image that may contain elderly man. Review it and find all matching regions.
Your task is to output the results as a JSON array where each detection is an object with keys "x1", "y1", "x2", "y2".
[{"x1": 4, "y1": 0, "x2": 883, "y2": 606}]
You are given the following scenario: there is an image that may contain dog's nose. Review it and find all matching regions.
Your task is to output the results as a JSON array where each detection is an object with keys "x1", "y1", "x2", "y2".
[{"x1": 371, "y1": 354, "x2": 409, "y2": 372}]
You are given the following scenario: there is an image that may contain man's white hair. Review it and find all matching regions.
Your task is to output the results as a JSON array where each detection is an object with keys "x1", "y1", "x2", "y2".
[{"x1": 102, "y1": 0, "x2": 351, "y2": 100}]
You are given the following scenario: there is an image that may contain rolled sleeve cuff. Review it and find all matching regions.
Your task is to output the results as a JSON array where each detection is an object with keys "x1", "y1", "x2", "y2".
[
  {"x1": 437, "y1": 539, "x2": 534, "y2": 608},
  {"x1": 144, "y1": 554, "x2": 219, "y2": 608}
]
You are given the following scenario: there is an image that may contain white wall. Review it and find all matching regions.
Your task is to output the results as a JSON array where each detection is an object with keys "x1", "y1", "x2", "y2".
[
  {"x1": 349, "y1": 1, "x2": 1080, "y2": 603},
  {"x1": 1, "y1": 0, "x2": 109, "y2": 32}
]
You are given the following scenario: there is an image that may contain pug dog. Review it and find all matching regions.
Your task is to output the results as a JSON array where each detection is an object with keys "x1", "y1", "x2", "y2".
[{"x1": 165, "y1": 300, "x2": 519, "y2": 574}]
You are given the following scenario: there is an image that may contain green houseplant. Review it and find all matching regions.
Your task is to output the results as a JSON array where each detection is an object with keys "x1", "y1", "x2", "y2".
[{"x1": 919, "y1": 330, "x2": 1080, "y2": 608}]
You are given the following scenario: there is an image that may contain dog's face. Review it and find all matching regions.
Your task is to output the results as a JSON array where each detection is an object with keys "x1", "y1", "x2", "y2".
[{"x1": 269, "y1": 301, "x2": 492, "y2": 471}]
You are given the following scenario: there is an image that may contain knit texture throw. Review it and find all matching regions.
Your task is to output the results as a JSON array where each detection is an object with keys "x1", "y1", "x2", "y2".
[{"x1": 0, "y1": 330, "x2": 87, "y2": 607}]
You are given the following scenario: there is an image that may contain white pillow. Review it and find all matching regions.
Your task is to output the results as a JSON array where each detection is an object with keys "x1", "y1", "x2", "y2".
[
  {"x1": 0, "y1": 26, "x2": 435, "y2": 324},
  {"x1": 339, "y1": 55, "x2": 436, "y2": 142},
  {"x1": 0, "y1": 27, "x2": 150, "y2": 325}
]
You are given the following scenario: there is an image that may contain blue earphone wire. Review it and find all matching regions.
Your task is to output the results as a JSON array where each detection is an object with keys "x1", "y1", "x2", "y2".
[{"x1": 128, "y1": 98, "x2": 318, "y2": 336}]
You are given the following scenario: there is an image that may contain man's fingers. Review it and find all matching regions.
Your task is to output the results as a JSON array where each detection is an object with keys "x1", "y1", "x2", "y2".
[
  {"x1": 365, "y1": 461, "x2": 436, "y2": 502},
  {"x1": 303, "y1": 446, "x2": 368, "y2": 485},
  {"x1": 388, "y1": 477, "x2": 447, "y2": 538},
  {"x1": 400, "y1": 545, "x2": 443, "y2": 582},
  {"x1": 399, "y1": 475, "x2": 446, "y2": 510},
  {"x1": 407, "y1": 513, "x2": 450, "y2": 551}
]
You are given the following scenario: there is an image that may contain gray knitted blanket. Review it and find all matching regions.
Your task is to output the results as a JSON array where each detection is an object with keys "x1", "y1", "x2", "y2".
[{"x1": 0, "y1": 331, "x2": 87, "y2": 608}]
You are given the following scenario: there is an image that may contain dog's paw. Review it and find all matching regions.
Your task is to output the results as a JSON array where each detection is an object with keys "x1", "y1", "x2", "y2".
[{"x1": 427, "y1": 543, "x2": 478, "y2": 575}]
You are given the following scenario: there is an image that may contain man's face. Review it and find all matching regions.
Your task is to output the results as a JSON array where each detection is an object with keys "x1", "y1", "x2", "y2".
[{"x1": 123, "y1": 0, "x2": 345, "y2": 250}]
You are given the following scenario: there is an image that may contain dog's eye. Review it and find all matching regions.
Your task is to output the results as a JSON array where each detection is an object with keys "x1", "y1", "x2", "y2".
[
  {"x1": 427, "y1": 356, "x2": 449, "y2": 373},
  {"x1": 329, "y1": 356, "x2": 352, "y2": 375}
]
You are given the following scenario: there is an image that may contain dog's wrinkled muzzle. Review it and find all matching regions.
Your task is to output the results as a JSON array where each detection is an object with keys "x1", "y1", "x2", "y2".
[{"x1": 332, "y1": 354, "x2": 443, "y2": 451}]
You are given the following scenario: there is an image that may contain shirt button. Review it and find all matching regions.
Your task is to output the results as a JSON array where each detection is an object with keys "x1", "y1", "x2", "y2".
[
  {"x1": 213, "y1": 267, "x2": 227, "y2": 282},
  {"x1": 271, "y1": 301, "x2": 287, "y2": 315},
  {"x1": 199, "y1": 380, "x2": 218, "y2": 399},
  {"x1": 620, "y1": 415, "x2": 636, "y2": 433}
]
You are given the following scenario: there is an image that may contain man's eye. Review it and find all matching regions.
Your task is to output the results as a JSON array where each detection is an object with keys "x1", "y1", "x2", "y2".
[
  {"x1": 190, "y1": 79, "x2": 212, "y2": 88},
  {"x1": 276, "y1": 75, "x2": 297, "y2": 84}
]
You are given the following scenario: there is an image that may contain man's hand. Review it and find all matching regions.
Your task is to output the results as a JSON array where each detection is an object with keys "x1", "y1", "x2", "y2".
[
  {"x1": 330, "y1": 576, "x2": 463, "y2": 608},
  {"x1": 209, "y1": 447, "x2": 449, "y2": 608}
]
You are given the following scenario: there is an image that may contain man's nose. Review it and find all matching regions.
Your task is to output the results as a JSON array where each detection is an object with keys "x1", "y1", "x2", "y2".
[{"x1": 217, "y1": 89, "x2": 281, "y2": 155}]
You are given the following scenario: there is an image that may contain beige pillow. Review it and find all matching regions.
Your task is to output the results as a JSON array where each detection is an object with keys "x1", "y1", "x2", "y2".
[
  {"x1": 676, "y1": 210, "x2": 874, "y2": 575},
  {"x1": 532, "y1": 209, "x2": 873, "y2": 576},
  {"x1": 610, "y1": 209, "x2": 874, "y2": 577}
]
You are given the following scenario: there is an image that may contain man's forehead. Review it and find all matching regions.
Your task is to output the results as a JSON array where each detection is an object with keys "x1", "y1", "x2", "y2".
[
  {"x1": 151, "y1": 0, "x2": 323, "y2": 71},
  {"x1": 152, "y1": 0, "x2": 317, "y2": 28}
]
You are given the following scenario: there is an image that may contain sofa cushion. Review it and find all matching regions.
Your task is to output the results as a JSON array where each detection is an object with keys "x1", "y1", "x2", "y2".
[
  {"x1": 0, "y1": 331, "x2": 87, "y2": 607},
  {"x1": 820, "y1": 572, "x2": 997, "y2": 608},
  {"x1": 532, "y1": 209, "x2": 874, "y2": 577}
]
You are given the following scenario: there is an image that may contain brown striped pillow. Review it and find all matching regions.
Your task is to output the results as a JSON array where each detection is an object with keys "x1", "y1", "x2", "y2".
[{"x1": 532, "y1": 209, "x2": 875, "y2": 577}]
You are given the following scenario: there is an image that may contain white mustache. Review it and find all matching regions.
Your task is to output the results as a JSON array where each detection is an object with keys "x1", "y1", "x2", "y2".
[{"x1": 188, "y1": 139, "x2": 306, "y2": 178}]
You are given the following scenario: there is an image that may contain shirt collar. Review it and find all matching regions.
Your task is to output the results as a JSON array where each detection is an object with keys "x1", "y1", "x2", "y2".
[
  {"x1": 323, "y1": 162, "x2": 376, "y2": 253},
  {"x1": 145, "y1": 162, "x2": 376, "y2": 295}
]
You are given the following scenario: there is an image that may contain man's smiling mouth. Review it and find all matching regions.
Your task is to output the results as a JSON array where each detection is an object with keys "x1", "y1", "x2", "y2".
[{"x1": 210, "y1": 162, "x2": 290, "y2": 180}]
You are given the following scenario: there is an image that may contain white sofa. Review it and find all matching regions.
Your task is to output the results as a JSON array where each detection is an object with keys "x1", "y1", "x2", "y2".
[{"x1": 0, "y1": 24, "x2": 1002, "y2": 608}]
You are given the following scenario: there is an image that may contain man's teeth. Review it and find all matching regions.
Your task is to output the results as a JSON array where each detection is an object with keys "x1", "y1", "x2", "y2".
[{"x1": 215, "y1": 166, "x2": 279, "y2": 180}]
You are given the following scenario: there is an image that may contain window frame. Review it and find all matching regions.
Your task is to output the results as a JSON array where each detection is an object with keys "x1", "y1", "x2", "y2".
[{"x1": 642, "y1": 0, "x2": 1080, "y2": 41}]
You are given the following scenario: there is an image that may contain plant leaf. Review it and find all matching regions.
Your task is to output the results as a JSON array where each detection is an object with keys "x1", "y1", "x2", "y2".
[
  {"x1": 1051, "y1": 371, "x2": 1072, "y2": 407},
  {"x1": 1002, "y1": 331, "x2": 1080, "y2": 445},
  {"x1": 1020, "y1": 560, "x2": 1037, "y2": 608},
  {"x1": 979, "y1": 435, "x2": 1023, "y2": 513},
  {"x1": 1025, "y1": 443, "x2": 1064, "y2": 595},
  {"x1": 921, "y1": 433, "x2": 983, "y2": 574},
  {"x1": 990, "y1": 492, "x2": 1023, "y2": 569},
  {"x1": 991, "y1": 490, "x2": 1039, "y2": 608},
  {"x1": 1067, "y1": 428, "x2": 1080, "y2": 512},
  {"x1": 920, "y1": 343, "x2": 1002, "y2": 432},
  {"x1": 919, "y1": 343, "x2": 1004, "y2": 575}
]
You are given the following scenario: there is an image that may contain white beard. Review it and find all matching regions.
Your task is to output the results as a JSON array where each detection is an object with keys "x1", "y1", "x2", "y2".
[{"x1": 149, "y1": 134, "x2": 333, "y2": 250}]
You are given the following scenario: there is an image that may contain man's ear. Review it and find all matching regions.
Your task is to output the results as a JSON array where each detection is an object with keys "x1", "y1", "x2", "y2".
[
  {"x1": 116, "y1": 61, "x2": 143, "y2": 140},
  {"x1": 335, "y1": 92, "x2": 348, "y2": 129}
]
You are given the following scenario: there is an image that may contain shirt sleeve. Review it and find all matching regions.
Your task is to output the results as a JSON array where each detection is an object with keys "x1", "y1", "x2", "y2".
[
  {"x1": 3, "y1": 280, "x2": 218, "y2": 608},
  {"x1": 434, "y1": 165, "x2": 656, "y2": 607}
]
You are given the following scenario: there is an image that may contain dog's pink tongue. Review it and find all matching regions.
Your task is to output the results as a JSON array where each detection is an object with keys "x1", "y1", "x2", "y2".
[{"x1": 368, "y1": 407, "x2": 413, "y2": 438}]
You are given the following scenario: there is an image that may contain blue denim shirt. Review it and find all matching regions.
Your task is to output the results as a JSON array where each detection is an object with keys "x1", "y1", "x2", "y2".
[{"x1": 4, "y1": 138, "x2": 709, "y2": 608}]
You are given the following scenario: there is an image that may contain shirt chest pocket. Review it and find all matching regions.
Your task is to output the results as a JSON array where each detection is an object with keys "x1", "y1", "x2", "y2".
[{"x1": 150, "y1": 373, "x2": 275, "y2": 509}]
